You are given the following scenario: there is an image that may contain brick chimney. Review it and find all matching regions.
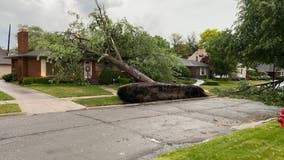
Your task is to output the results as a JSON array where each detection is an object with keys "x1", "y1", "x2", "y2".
[{"x1": 18, "y1": 27, "x2": 29, "y2": 54}]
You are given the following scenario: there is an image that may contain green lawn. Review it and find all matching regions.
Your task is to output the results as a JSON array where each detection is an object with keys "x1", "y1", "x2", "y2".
[
  {"x1": 27, "y1": 84, "x2": 112, "y2": 98},
  {"x1": 0, "y1": 104, "x2": 21, "y2": 114},
  {"x1": 108, "y1": 83, "x2": 128, "y2": 90},
  {"x1": 74, "y1": 96, "x2": 124, "y2": 107},
  {"x1": 176, "y1": 79, "x2": 196, "y2": 85},
  {"x1": 0, "y1": 91, "x2": 14, "y2": 101},
  {"x1": 156, "y1": 121, "x2": 284, "y2": 160},
  {"x1": 201, "y1": 80, "x2": 271, "y2": 95}
]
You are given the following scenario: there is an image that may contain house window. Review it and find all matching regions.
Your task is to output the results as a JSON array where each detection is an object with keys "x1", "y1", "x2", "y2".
[{"x1": 200, "y1": 68, "x2": 207, "y2": 76}]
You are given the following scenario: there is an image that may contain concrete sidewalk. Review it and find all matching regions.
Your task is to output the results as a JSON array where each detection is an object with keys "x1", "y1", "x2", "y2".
[
  {"x1": 0, "y1": 80, "x2": 85, "y2": 114},
  {"x1": 193, "y1": 79, "x2": 205, "y2": 86}
]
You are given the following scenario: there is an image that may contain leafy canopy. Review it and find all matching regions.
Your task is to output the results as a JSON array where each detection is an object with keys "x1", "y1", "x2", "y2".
[
  {"x1": 171, "y1": 33, "x2": 198, "y2": 58},
  {"x1": 33, "y1": 11, "x2": 183, "y2": 82},
  {"x1": 109, "y1": 19, "x2": 182, "y2": 82},
  {"x1": 198, "y1": 29, "x2": 221, "y2": 49},
  {"x1": 235, "y1": 0, "x2": 284, "y2": 67},
  {"x1": 204, "y1": 30, "x2": 238, "y2": 77}
]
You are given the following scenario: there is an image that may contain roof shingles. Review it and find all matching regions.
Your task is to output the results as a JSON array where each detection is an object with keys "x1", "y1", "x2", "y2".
[
  {"x1": 0, "y1": 49, "x2": 11, "y2": 65},
  {"x1": 181, "y1": 59, "x2": 208, "y2": 67}
]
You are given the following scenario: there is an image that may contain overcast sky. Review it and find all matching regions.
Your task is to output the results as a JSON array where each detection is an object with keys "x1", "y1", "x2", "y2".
[{"x1": 0, "y1": 0, "x2": 238, "y2": 49}]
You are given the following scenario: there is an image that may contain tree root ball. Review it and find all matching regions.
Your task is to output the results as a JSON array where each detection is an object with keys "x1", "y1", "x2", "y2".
[{"x1": 117, "y1": 83, "x2": 207, "y2": 103}]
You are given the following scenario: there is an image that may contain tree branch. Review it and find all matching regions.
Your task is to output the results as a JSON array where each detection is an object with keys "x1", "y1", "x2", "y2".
[{"x1": 94, "y1": 0, "x2": 123, "y2": 62}]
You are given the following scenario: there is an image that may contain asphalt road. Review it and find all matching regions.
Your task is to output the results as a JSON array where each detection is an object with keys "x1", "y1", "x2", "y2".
[{"x1": 0, "y1": 98, "x2": 279, "y2": 160}]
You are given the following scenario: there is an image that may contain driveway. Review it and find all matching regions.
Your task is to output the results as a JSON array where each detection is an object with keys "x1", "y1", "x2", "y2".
[
  {"x1": 193, "y1": 79, "x2": 205, "y2": 86},
  {"x1": 0, "y1": 80, "x2": 85, "y2": 114},
  {"x1": 0, "y1": 98, "x2": 279, "y2": 160}
]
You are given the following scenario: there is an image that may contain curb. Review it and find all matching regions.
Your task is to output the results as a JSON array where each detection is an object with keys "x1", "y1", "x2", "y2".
[
  {"x1": 62, "y1": 95, "x2": 116, "y2": 101},
  {"x1": 0, "y1": 112, "x2": 26, "y2": 117},
  {"x1": 231, "y1": 118, "x2": 276, "y2": 130},
  {"x1": 85, "y1": 96, "x2": 214, "y2": 110}
]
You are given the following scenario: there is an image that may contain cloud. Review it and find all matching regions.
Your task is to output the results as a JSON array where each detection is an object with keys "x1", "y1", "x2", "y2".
[
  {"x1": 0, "y1": 0, "x2": 238, "y2": 48},
  {"x1": 107, "y1": 0, "x2": 238, "y2": 40},
  {"x1": 0, "y1": 0, "x2": 81, "y2": 48}
]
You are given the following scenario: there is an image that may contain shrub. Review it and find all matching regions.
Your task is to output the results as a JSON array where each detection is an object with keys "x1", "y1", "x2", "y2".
[
  {"x1": 118, "y1": 83, "x2": 207, "y2": 103},
  {"x1": 231, "y1": 77, "x2": 246, "y2": 81},
  {"x1": 249, "y1": 76, "x2": 257, "y2": 80},
  {"x1": 98, "y1": 68, "x2": 114, "y2": 85},
  {"x1": 22, "y1": 77, "x2": 34, "y2": 85},
  {"x1": 179, "y1": 67, "x2": 191, "y2": 78},
  {"x1": 247, "y1": 70, "x2": 258, "y2": 77},
  {"x1": 33, "y1": 77, "x2": 50, "y2": 84},
  {"x1": 2, "y1": 73, "x2": 17, "y2": 82},
  {"x1": 21, "y1": 77, "x2": 51, "y2": 85},
  {"x1": 204, "y1": 79, "x2": 219, "y2": 86},
  {"x1": 118, "y1": 77, "x2": 131, "y2": 84},
  {"x1": 247, "y1": 70, "x2": 271, "y2": 80}
]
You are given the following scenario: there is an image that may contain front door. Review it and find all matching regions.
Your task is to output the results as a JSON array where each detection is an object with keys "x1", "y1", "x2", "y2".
[{"x1": 84, "y1": 61, "x2": 93, "y2": 79}]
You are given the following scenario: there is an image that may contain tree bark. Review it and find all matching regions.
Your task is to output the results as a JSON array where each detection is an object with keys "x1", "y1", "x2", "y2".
[
  {"x1": 104, "y1": 55, "x2": 155, "y2": 83},
  {"x1": 75, "y1": 37, "x2": 155, "y2": 83}
]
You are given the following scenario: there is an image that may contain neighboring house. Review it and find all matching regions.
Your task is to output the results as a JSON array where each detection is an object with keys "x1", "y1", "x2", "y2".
[
  {"x1": 0, "y1": 49, "x2": 11, "y2": 77},
  {"x1": 256, "y1": 64, "x2": 284, "y2": 78},
  {"x1": 232, "y1": 63, "x2": 247, "y2": 79},
  {"x1": 181, "y1": 59, "x2": 209, "y2": 79},
  {"x1": 189, "y1": 49, "x2": 248, "y2": 79},
  {"x1": 7, "y1": 28, "x2": 118, "y2": 82},
  {"x1": 188, "y1": 49, "x2": 209, "y2": 63}
]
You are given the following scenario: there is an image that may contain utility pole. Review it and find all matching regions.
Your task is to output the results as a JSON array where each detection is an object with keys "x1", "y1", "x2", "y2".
[{"x1": 7, "y1": 24, "x2": 11, "y2": 54}]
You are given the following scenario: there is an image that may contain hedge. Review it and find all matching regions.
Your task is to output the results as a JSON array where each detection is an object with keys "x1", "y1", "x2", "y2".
[
  {"x1": 203, "y1": 79, "x2": 219, "y2": 86},
  {"x1": 22, "y1": 77, "x2": 51, "y2": 85},
  {"x1": 2, "y1": 73, "x2": 17, "y2": 82}
]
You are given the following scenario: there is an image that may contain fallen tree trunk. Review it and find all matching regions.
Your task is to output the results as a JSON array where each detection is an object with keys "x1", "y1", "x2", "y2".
[{"x1": 104, "y1": 55, "x2": 155, "y2": 83}]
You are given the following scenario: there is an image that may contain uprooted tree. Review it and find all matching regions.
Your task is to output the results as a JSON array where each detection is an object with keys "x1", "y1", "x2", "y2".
[
  {"x1": 68, "y1": 1, "x2": 155, "y2": 83},
  {"x1": 37, "y1": 0, "x2": 188, "y2": 83},
  {"x1": 35, "y1": 1, "x2": 207, "y2": 102}
]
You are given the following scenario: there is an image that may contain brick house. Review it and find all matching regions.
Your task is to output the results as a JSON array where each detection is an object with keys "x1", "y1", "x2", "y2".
[
  {"x1": 183, "y1": 49, "x2": 209, "y2": 79},
  {"x1": 181, "y1": 59, "x2": 209, "y2": 79},
  {"x1": 7, "y1": 29, "x2": 118, "y2": 81}
]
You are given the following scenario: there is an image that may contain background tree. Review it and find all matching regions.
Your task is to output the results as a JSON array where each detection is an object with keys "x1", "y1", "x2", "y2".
[
  {"x1": 187, "y1": 33, "x2": 199, "y2": 54},
  {"x1": 205, "y1": 30, "x2": 238, "y2": 78},
  {"x1": 17, "y1": 25, "x2": 45, "y2": 51},
  {"x1": 171, "y1": 33, "x2": 194, "y2": 58},
  {"x1": 198, "y1": 29, "x2": 221, "y2": 49},
  {"x1": 235, "y1": 0, "x2": 284, "y2": 68}
]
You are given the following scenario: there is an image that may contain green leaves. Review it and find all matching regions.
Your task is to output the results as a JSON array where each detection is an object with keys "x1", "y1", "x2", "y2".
[
  {"x1": 24, "y1": 7, "x2": 183, "y2": 83},
  {"x1": 170, "y1": 33, "x2": 197, "y2": 58},
  {"x1": 236, "y1": 0, "x2": 284, "y2": 67},
  {"x1": 198, "y1": 29, "x2": 221, "y2": 49},
  {"x1": 205, "y1": 30, "x2": 238, "y2": 77}
]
